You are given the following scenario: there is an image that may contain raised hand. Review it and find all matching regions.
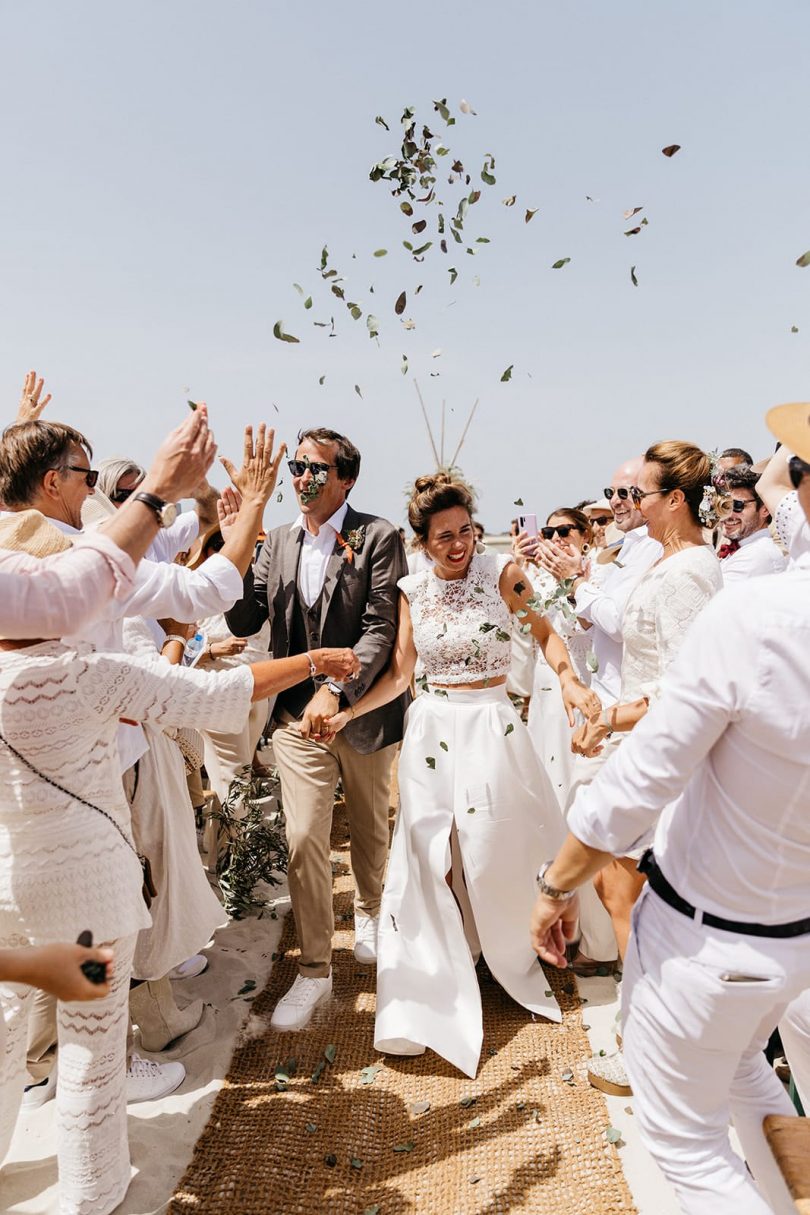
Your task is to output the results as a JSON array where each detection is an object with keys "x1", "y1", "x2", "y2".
[
  {"x1": 16, "y1": 370, "x2": 52, "y2": 423},
  {"x1": 217, "y1": 486, "x2": 242, "y2": 539},
  {"x1": 142, "y1": 406, "x2": 217, "y2": 501},
  {"x1": 535, "y1": 537, "x2": 583, "y2": 582},
  {"x1": 220, "y1": 424, "x2": 287, "y2": 508}
]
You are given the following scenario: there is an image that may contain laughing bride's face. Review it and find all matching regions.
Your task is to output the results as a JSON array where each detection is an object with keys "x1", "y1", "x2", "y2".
[{"x1": 425, "y1": 506, "x2": 476, "y2": 580}]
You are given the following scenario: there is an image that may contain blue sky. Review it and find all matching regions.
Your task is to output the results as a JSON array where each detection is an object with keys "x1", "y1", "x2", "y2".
[{"x1": 2, "y1": 1, "x2": 808, "y2": 529}]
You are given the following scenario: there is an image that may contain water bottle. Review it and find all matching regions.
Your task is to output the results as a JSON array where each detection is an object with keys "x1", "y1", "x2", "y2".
[{"x1": 183, "y1": 630, "x2": 206, "y2": 668}]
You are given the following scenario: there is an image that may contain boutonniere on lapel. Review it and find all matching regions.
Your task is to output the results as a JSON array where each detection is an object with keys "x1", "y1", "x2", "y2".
[{"x1": 335, "y1": 526, "x2": 366, "y2": 564}]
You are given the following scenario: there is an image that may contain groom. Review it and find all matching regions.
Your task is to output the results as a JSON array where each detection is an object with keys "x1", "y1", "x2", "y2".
[{"x1": 226, "y1": 427, "x2": 409, "y2": 1030}]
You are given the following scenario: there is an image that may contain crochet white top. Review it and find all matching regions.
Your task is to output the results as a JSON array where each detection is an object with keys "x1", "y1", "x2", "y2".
[
  {"x1": 399, "y1": 552, "x2": 513, "y2": 685},
  {"x1": 0, "y1": 641, "x2": 252, "y2": 946},
  {"x1": 620, "y1": 545, "x2": 722, "y2": 703}
]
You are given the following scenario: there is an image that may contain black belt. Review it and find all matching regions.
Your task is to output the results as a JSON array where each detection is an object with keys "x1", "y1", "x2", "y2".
[{"x1": 638, "y1": 850, "x2": 810, "y2": 940}]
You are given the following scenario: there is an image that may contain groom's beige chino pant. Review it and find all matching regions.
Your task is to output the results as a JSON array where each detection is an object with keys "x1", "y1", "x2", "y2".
[{"x1": 271, "y1": 715, "x2": 397, "y2": 978}]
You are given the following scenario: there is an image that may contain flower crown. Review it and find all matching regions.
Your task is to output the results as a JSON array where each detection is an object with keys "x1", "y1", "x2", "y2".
[{"x1": 698, "y1": 449, "x2": 733, "y2": 527}]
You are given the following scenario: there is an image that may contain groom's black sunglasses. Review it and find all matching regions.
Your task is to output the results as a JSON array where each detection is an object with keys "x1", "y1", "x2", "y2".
[
  {"x1": 789, "y1": 455, "x2": 810, "y2": 489},
  {"x1": 287, "y1": 459, "x2": 336, "y2": 478}
]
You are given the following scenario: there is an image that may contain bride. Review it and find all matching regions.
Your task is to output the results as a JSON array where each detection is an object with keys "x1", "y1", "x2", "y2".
[{"x1": 323, "y1": 473, "x2": 601, "y2": 1077}]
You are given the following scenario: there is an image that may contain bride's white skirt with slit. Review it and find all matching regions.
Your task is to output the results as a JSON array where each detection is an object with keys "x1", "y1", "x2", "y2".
[{"x1": 375, "y1": 685, "x2": 566, "y2": 1078}]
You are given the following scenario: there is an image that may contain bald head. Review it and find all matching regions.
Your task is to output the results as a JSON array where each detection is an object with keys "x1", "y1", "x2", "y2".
[{"x1": 608, "y1": 455, "x2": 645, "y2": 533}]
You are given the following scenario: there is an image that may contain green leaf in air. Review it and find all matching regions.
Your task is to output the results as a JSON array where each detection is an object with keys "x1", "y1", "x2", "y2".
[
  {"x1": 318, "y1": 375, "x2": 325, "y2": 385},
  {"x1": 401, "y1": 354, "x2": 408, "y2": 375},
  {"x1": 501, "y1": 364, "x2": 513, "y2": 382},
  {"x1": 504, "y1": 723, "x2": 514, "y2": 736},
  {"x1": 791, "y1": 324, "x2": 800, "y2": 333},
  {"x1": 293, "y1": 282, "x2": 304, "y2": 297},
  {"x1": 439, "y1": 740, "x2": 448, "y2": 752},
  {"x1": 551, "y1": 258, "x2": 571, "y2": 269},
  {"x1": 366, "y1": 314, "x2": 379, "y2": 339},
  {"x1": 425, "y1": 756, "x2": 436, "y2": 770},
  {"x1": 796, "y1": 251, "x2": 810, "y2": 268},
  {"x1": 400, "y1": 201, "x2": 414, "y2": 216},
  {"x1": 412, "y1": 241, "x2": 433, "y2": 256},
  {"x1": 304, "y1": 296, "x2": 312, "y2": 309},
  {"x1": 373, "y1": 249, "x2": 388, "y2": 257},
  {"x1": 467, "y1": 806, "x2": 476, "y2": 814},
  {"x1": 375, "y1": 115, "x2": 390, "y2": 131},
  {"x1": 273, "y1": 321, "x2": 300, "y2": 344},
  {"x1": 449, "y1": 267, "x2": 458, "y2": 284}
]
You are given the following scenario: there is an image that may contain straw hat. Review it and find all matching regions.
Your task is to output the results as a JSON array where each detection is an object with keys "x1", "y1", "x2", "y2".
[
  {"x1": 584, "y1": 498, "x2": 613, "y2": 517},
  {"x1": 0, "y1": 510, "x2": 71, "y2": 558},
  {"x1": 766, "y1": 402, "x2": 810, "y2": 462}
]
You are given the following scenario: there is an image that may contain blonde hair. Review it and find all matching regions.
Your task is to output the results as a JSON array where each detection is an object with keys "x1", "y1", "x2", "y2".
[
  {"x1": 407, "y1": 472, "x2": 475, "y2": 544},
  {"x1": 645, "y1": 440, "x2": 711, "y2": 524}
]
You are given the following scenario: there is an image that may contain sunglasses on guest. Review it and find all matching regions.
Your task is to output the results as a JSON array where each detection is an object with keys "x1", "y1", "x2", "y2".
[
  {"x1": 541, "y1": 524, "x2": 581, "y2": 540},
  {"x1": 603, "y1": 486, "x2": 633, "y2": 501},
  {"x1": 287, "y1": 459, "x2": 336, "y2": 478},
  {"x1": 56, "y1": 464, "x2": 99, "y2": 488},
  {"x1": 729, "y1": 498, "x2": 757, "y2": 513},
  {"x1": 110, "y1": 487, "x2": 134, "y2": 503},
  {"x1": 588, "y1": 514, "x2": 611, "y2": 526},
  {"x1": 789, "y1": 455, "x2": 810, "y2": 488}
]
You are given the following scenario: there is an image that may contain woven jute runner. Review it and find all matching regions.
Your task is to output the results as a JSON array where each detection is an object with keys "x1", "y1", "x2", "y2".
[{"x1": 170, "y1": 804, "x2": 636, "y2": 1215}]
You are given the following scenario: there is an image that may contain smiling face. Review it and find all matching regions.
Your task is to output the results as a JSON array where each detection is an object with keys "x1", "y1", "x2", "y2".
[
  {"x1": 424, "y1": 505, "x2": 475, "y2": 579},
  {"x1": 46, "y1": 441, "x2": 95, "y2": 529},
  {"x1": 721, "y1": 490, "x2": 769, "y2": 540},
  {"x1": 292, "y1": 438, "x2": 355, "y2": 524},
  {"x1": 608, "y1": 458, "x2": 645, "y2": 532},
  {"x1": 546, "y1": 513, "x2": 588, "y2": 554}
]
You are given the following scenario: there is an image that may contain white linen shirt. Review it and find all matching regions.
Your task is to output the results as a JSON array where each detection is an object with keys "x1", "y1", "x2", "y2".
[
  {"x1": 572, "y1": 527, "x2": 662, "y2": 703},
  {"x1": 293, "y1": 501, "x2": 349, "y2": 607},
  {"x1": 774, "y1": 490, "x2": 810, "y2": 566},
  {"x1": 0, "y1": 535, "x2": 135, "y2": 638},
  {"x1": 719, "y1": 528, "x2": 786, "y2": 583},
  {"x1": 145, "y1": 509, "x2": 200, "y2": 565},
  {"x1": 568, "y1": 554, "x2": 810, "y2": 924}
]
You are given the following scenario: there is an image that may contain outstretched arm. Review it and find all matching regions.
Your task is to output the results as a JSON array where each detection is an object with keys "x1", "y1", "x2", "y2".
[
  {"x1": 756, "y1": 445, "x2": 792, "y2": 518},
  {"x1": 317, "y1": 594, "x2": 417, "y2": 739},
  {"x1": 500, "y1": 560, "x2": 601, "y2": 724}
]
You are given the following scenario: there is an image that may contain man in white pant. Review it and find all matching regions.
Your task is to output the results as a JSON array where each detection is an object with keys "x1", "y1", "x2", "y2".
[{"x1": 530, "y1": 404, "x2": 810, "y2": 1215}]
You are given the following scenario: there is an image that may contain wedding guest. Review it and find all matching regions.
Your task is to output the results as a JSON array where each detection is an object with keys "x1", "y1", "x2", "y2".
[
  {"x1": 757, "y1": 441, "x2": 810, "y2": 566},
  {"x1": 716, "y1": 464, "x2": 786, "y2": 581},
  {"x1": 98, "y1": 454, "x2": 219, "y2": 564},
  {"x1": 529, "y1": 403, "x2": 810, "y2": 1215},
  {"x1": 716, "y1": 446, "x2": 754, "y2": 475},
  {"x1": 582, "y1": 499, "x2": 614, "y2": 554},
  {"x1": 531, "y1": 458, "x2": 661, "y2": 976},
  {"x1": 323, "y1": 473, "x2": 599, "y2": 1077},
  {"x1": 226, "y1": 428, "x2": 409, "y2": 1032},
  {"x1": 0, "y1": 555, "x2": 357, "y2": 1214},
  {"x1": 570, "y1": 441, "x2": 723, "y2": 1095}
]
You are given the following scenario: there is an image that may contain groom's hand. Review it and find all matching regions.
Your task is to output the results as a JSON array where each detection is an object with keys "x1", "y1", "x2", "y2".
[{"x1": 299, "y1": 686, "x2": 340, "y2": 740}]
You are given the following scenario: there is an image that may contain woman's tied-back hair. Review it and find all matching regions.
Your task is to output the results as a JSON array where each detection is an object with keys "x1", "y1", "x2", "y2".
[
  {"x1": 0, "y1": 421, "x2": 93, "y2": 508},
  {"x1": 645, "y1": 440, "x2": 712, "y2": 525},
  {"x1": 546, "y1": 506, "x2": 593, "y2": 545},
  {"x1": 407, "y1": 472, "x2": 476, "y2": 544}
]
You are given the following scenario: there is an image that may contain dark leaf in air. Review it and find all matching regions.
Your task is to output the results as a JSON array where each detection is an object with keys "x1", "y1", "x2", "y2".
[
  {"x1": 503, "y1": 194, "x2": 517, "y2": 207},
  {"x1": 796, "y1": 251, "x2": 810, "y2": 267},
  {"x1": 400, "y1": 201, "x2": 414, "y2": 216},
  {"x1": 374, "y1": 115, "x2": 390, "y2": 131},
  {"x1": 412, "y1": 219, "x2": 427, "y2": 234},
  {"x1": 273, "y1": 321, "x2": 300, "y2": 344},
  {"x1": 355, "y1": 384, "x2": 363, "y2": 398},
  {"x1": 395, "y1": 291, "x2": 407, "y2": 315},
  {"x1": 630, "y1": 265, "x2": 638, "y2": 287},
  {"x1": 661, "y1": 144, "x2": 681, "y2": 157},
  {"x1": 501, "y1": 365, "x2": 514, "y2": 382},
  {"x1": 624, "y1": 227, "x2": 641, "y2": 236},
  {"x1": 525, "y1": 208, "x2": 538, "y2": 223}
]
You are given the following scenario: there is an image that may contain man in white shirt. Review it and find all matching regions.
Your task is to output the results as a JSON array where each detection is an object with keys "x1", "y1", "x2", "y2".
[
  {"x1": 530, "y1": 458, "x2": 661, "y2": 972},
  {"x1": 529, "y1": 403, "x2": 810, "y2": 1215},
  {"x1": 717, "y1": 464, "x2": 786, "y2": 582}
]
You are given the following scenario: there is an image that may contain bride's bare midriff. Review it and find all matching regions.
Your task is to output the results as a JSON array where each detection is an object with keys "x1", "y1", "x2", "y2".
[{"x1": 430, "y1": 675, "x2": 508, "y2": 691}]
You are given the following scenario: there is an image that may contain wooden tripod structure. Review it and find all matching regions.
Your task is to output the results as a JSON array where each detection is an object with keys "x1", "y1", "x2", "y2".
[{"x1": 413, "y1": 380, "x2": 480, "y2": 471}]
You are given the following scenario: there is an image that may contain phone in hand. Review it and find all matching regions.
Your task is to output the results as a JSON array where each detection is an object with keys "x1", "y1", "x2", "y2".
[
  {"x1": 76, "y1": 930, "x2": 108, "y2": 985},
  {"x1": 518, "y1": 513, "x2": 539, "y2": 555}
]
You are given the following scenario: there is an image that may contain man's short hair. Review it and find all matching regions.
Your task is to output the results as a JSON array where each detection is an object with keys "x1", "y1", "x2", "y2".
[
  {"x1": 297, "y1": 428, "x2": 361, "y2": 482},
  {"x1": 723, "y1": 462, "x2": 763, "y2": 506},
  {"x1": 0, "y1": 421, "x2": 93, "y2": 508},
  {"x1": 720, "y1": 447, "x2": 754, "y2": 465}
]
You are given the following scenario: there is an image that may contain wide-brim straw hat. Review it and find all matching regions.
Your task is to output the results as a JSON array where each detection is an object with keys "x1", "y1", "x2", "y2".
[
  {"x1": 584, "y1": 498, "x2": 614, "y2": 516},
  {"x1": 766, "y1": 402, "x2": 810, "y2": 462},
  {"x1": 81, "y1": 489, "x2": 117, "y2": 529},
  {"x1": 0, "y1": 510, "x2": 72, "y2": 559},
  {"x1": 185, "y1": 521, "x2": 223, "y2": 570}
]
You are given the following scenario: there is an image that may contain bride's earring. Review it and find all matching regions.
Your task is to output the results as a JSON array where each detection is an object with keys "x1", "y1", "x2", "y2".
[{"x1": 581, "y1": 542, "x2": 591, "y2": 554}]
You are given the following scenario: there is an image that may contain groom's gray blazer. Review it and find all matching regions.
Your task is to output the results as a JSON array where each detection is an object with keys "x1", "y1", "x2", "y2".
[{"x1": 225, "y1": 503, "x2": 410, "y2": 754}]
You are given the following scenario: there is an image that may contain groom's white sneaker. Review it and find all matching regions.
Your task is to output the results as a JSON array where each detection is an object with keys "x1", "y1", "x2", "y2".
[
  {"x1": 270, "y1": 973, "x2": 332, "y2": 1032},
  {"x1": 354, "y1": 914, "x2": 379, "y2": 964}
]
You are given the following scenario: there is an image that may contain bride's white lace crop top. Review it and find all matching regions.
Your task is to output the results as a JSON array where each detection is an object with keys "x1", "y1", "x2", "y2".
[{"x1": 398, "y1": 551, "x2": 513, "y2": 684}]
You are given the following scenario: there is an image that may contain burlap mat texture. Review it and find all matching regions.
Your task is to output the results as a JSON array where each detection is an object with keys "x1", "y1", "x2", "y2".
[{"x1": 171, "y1": 805, "x2": 636, "y2": 1215}]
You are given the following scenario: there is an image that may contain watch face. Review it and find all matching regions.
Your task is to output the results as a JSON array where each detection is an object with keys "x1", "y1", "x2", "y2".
[{"x1": 159, "y1": 502, "x2": 178, "y2": 528}]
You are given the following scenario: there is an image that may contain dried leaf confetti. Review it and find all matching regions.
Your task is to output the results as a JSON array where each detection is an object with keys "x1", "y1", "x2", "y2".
[
  {"x1": 630, "y1": 265, "x2": 638, "y2": 287},
  {"x1": 273, "y1": 321, "x2": 300, "y2": 344},
  {"x1": 501, "y1": 364, "x2": 513, "y2": 382},
  {"x1": 525, "y1": 208, "x2": 538, "y2": 223},
  {"x1": 661, "y1": 144, "x2": 681, "y2": 157},
  {"x1": 551, "y1": 258, "x2": 571, "y2": 269},
  {"x1": 395, "y1": 290, "x2": 407, "y2": 315}
]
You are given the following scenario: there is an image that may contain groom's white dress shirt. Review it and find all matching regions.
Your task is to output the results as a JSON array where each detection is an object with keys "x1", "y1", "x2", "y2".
[{"x1": 293, "y1": 501, "x2": 348, "y2": 607}]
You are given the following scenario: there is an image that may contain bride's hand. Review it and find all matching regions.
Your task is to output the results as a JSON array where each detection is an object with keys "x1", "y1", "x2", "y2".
[
  {"x1": 318, "y1": 710, "x2": 352, "y2": 743},
  {"x1": 561, "y1": 679, "x2": 600, "y2": 726}
]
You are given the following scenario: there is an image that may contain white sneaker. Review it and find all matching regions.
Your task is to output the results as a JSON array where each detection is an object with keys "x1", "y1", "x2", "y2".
[
  {"x1": 22, "y1": 1067, "x2": 57, "y2": 1109},
  {"x1": 270, "y1": 973, "x2": 332, "y2": 1032},
  {"x1": 126, "y1": 1053, "x2": 186, "y2": 1103},
  {"x1": 354, "y1": 914, "x2": 379, "y2": 965},
  {"x1": 168, "y1": 954, "x2": 209, "y2": 980}
]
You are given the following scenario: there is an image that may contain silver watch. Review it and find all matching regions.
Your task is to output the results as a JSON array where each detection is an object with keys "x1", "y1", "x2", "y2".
[
  {"x1": 536, "y1": 860, "x2": 576, "y2": 901},
  {"x1": 133, "y1": 491, "x2": 177, "y2": 529}
]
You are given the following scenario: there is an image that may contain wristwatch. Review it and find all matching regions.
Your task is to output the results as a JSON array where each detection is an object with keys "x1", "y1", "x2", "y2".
[
  {"x1": 325, "y1": 681, "x2": 343, "y2": 701},
  {"x1": 133, "y1": 491, "x2": 177, "y2": 529},
  {"x1": 535, "y1": 860, "x2": 577, "y2": 902}
]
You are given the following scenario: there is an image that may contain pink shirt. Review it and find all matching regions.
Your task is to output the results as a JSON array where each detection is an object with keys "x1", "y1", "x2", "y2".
[{"x1": 0, "y1": 533, "x2": 135, "y2": 639}]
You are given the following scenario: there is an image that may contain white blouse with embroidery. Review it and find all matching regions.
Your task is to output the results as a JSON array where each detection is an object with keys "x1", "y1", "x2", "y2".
[{"x1": 399, "y1": 552, "x2": 513, "y2": 685}]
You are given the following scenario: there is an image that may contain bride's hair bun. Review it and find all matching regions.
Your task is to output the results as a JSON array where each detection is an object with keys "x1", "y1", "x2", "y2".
[{"x1": 408, "y1": 471, "x2": 475, "y2": 544}]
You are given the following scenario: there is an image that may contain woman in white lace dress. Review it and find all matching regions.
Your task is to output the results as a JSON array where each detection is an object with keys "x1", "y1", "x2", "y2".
[
  {"x1": 324, "y1": 474, "x2": 600, "y2": 1078},
  {"x1": 570, "y1": 440, "x2": 723, "y2": 1094},
  {"x1": 0, "y1": 638, "x2": 356, "y2": 1215}
]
